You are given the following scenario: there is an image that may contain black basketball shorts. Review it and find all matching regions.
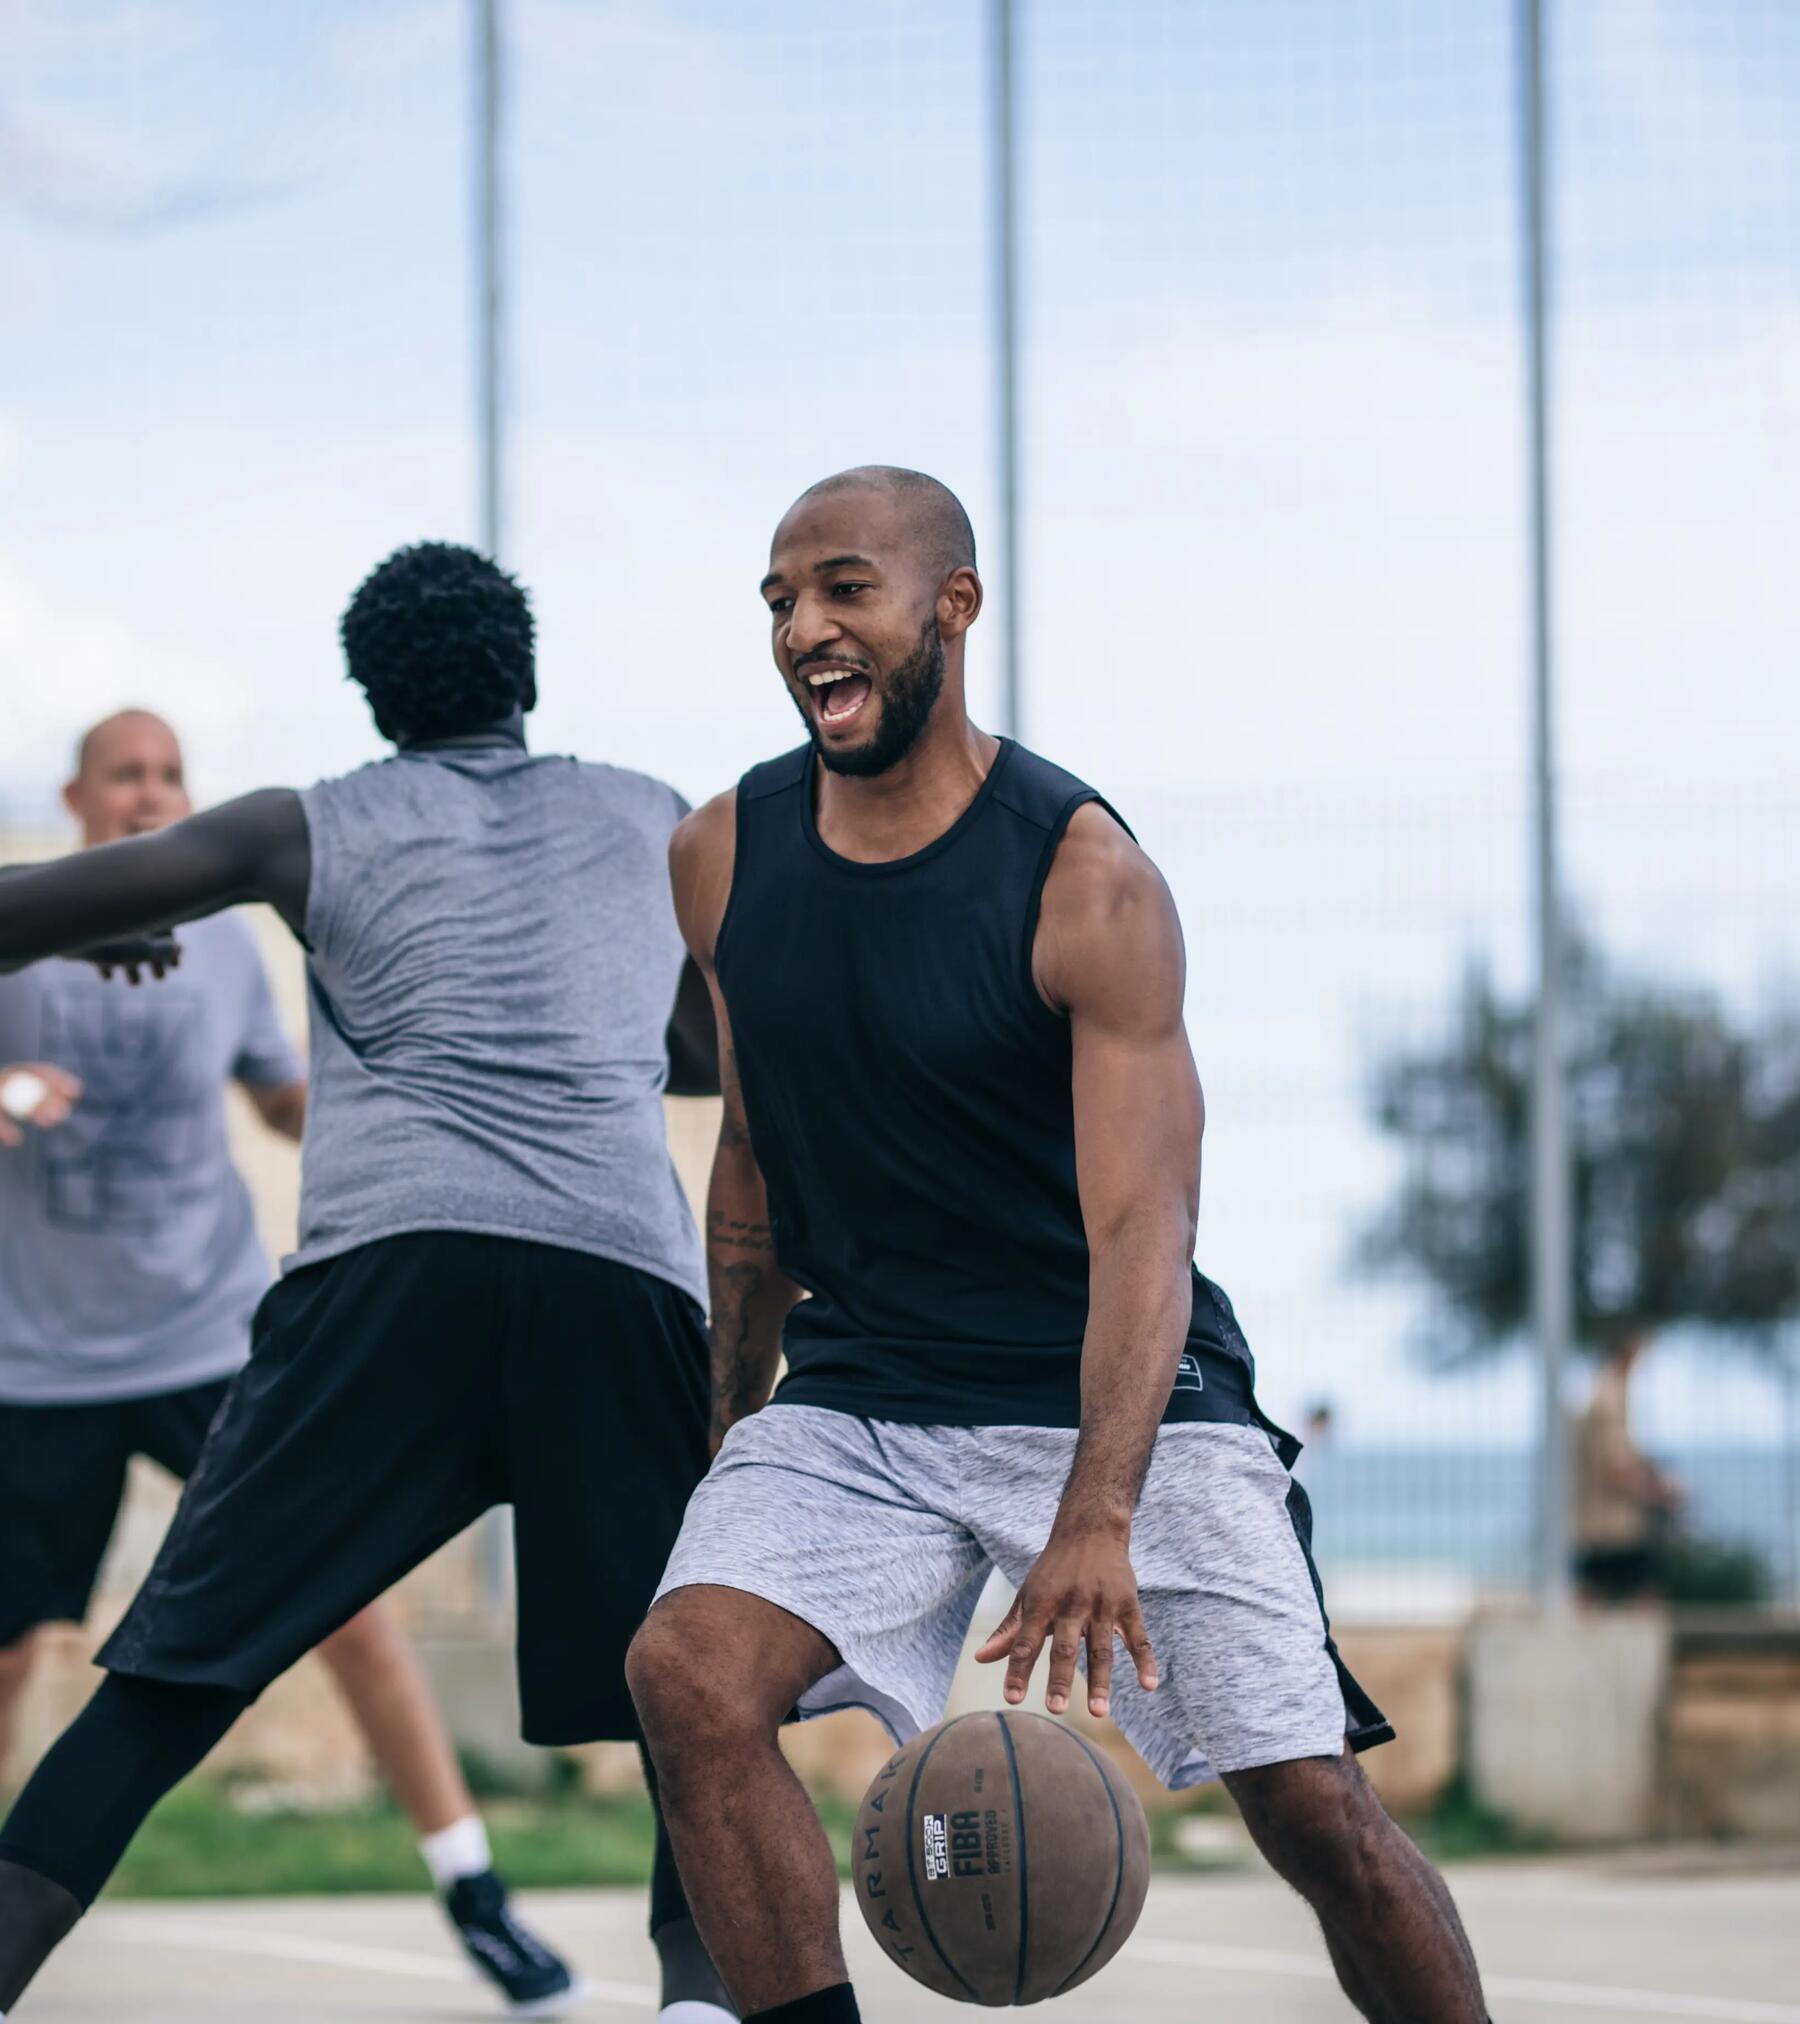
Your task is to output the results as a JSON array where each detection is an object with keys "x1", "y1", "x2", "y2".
[
  {"x1": 98, "y1": 1233, "x2": 711, "y2": 1745},
  {"x1": 0, "y1": 1378, "x2": 232, "y2": 1648}
]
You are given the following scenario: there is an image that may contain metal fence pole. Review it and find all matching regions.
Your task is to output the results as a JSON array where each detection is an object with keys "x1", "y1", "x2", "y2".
[
  {"x1": 992, "y1": 0, "x2": 1022, "y2": 742},
  {"x1": 476, "y1": 0, "x2": 504, "y2": 564},
  {"x1": 475, "y1": 0, "x2": 513, "y2": 1616},
  {"x1": 1521, "y1": 0, "x2": 1574, "y2": 1613},
  {"x1": 1786, "y1": 1331, "x2": 1800, "y2": 1607}
]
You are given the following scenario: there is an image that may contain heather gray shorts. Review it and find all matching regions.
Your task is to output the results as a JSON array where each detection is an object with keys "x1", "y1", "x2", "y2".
[{"x1": 654, "y1": 1404, "x2": 1388, "y2": 1789}]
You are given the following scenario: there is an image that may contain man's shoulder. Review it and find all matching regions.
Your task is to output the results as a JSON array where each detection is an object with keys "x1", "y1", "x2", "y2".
[
  {"x1": 569, "y1": 758, "x2": 691, "y2": 831},
  {"x1": 298, "y1": 761, "x2": 391, "y2": 837},
  {"x1": 670, "y1": 743, "x2": 812, "y2": 886},
  {"x1": 304, "y1": 758, "x2": 394, "y2": 799},
  {"x1": 993, "y1": 741, "x2": 1137, "y2": 845},
  {"x1": 995, "y1": 740, "x2": 1093, "y2": 811},
  {"x1": 1034, "y1": 800, "x2": 1180, "y2": 1019},
  {"x1": 669, "y1": 788, "x2": 736, "y2": 888},
  {"x1": 1043, "y1": 802, "x2": 1163, "y2": 920}
]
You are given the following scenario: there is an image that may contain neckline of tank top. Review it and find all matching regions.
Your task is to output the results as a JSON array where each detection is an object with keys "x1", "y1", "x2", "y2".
[
  {"x1": 391, "y1": 742, "x2": 545, "y2": 780},
  {"x1": 797, "y1": 735, "x2": 1020, "y2": 878},
  {"x1": 395, "y1": 714, "x2": 529, "y2": 757}
]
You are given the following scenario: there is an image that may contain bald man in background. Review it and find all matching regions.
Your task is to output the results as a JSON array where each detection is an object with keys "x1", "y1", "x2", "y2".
[{"x1": 0, "y1": 710, "x2": 578, "y2": 2013}]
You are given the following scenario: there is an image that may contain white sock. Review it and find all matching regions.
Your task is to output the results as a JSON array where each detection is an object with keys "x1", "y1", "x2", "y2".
[
  {"x1": 419, "y1": 1813, "x2": 493, "y2": 1890},
  {"x1": 658, "y1": 2006, "x2": 737, "y2": 2024}
]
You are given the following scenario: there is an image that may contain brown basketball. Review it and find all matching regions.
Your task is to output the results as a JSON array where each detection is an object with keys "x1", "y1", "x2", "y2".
[{"x1": 852, "y1": 1710, "x2": 1152, "y2": 2005}]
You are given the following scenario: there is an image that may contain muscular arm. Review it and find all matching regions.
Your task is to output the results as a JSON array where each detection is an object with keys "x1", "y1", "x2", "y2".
[
  {"x1": 978, "y1": 803, "x2": 1201, "y2": 1717},
  {"x1": 0, "y1": 790, "x2": 311, "y2": 974},
  {"x1": 670, "y1": 794, "x2": 801, "y2": 1451},
  {"x1": 1045, "y1": 806, "x2": 1202, "y2": 1534}
]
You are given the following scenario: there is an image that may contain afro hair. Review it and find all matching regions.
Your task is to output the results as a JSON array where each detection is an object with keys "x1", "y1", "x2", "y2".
[{"x1": 339, "y1": 542, "x2": 536, "y2": 745}]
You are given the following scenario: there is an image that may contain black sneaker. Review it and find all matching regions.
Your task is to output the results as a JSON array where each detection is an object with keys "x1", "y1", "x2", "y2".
[{"x1": 443, "y1": 1869, "x2": 581, "y2": 2017}]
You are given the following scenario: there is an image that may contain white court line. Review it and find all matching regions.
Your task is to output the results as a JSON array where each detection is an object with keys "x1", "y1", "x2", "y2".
[
  {"x1": 1132, "y1": 1938, "x2": 1800, "y2": 2022},
  {"x1": 105, "y1": 1917, "x2": 1800, "y2": 2024},
  {"x1": 106, "y1": 1915, "x2": 658, "y2": 2010}
]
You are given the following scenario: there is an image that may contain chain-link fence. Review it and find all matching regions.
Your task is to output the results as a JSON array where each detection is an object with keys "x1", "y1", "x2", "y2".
[{"x1": 3, "y1": 0, "x2": 1796, "y2": 1623}]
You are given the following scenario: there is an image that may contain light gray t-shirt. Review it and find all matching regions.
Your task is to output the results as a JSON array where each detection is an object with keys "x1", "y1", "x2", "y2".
[
  {"x1": 293, "y1": 747, "x2": 705, "y2": 1308},
  {"x1": 0, "y1": 912, "x2": 303, "y2": 1404}
]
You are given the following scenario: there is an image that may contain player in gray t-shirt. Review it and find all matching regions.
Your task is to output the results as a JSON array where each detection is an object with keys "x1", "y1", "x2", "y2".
[
  {"x1": 0, "y1": 709, "x2": 581, "y2": 2013},
  {"x1": 0, "y1": 554, "x2": 732, "y2": 2024}
]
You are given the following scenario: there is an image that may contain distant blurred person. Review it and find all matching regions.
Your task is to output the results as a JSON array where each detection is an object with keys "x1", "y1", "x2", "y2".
[
  {"x1": 1292, "y1": 1398, "x2": 1337, "y2": 1493},
  {"x1": 1573, "y1": 1336, "x2": 1684, "y2": 1605},
  {"x1": 0, "y1": 710, "x2": 581, "y2": 2014}
]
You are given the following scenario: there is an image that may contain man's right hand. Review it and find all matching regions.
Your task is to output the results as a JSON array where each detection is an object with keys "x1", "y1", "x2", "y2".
[
  {"x1": 0, "y1": 1064, "x2": 82, "y2": 1147},
  {"x1": 81, "y1": 932, "x2": 183, "y2": 984}
]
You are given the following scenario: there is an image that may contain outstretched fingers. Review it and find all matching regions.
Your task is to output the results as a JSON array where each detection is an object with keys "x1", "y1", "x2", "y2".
[
  {"x1": 976, "y1": 1593, "x2": 1050, "y2": 1708},
  {"x1": 1085, "y1": 1600, "x2": 1157, "y2": 1719},
  {"x1": 1119, "y1": 1595, "x2": 1158, "y2": 1695},
  {"x1": 975, "y1": 1594, "x2": 1060, "y2": 1708},
  {"x1": 977, "y1": 1580, "x2": 1158, "y2": 1720}
]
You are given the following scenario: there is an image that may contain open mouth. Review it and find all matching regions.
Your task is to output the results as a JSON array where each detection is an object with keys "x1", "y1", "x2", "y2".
[{"x1": 805, "y1": 665, "x2": 874, "y2": 728}]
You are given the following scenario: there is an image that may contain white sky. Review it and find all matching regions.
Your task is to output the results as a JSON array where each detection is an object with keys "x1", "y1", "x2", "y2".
[{"x1": 2, "y1": 0, "x2": 1795, "y2": 1460}]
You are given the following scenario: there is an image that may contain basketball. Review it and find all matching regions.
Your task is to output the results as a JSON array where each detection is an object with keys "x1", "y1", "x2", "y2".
[{"x1": 852, "y1": 1710, "x2": 1152, "y2": 2005}]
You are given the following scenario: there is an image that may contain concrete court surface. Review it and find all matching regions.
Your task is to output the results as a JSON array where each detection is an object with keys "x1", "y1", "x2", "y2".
[{"x1": 24, "y1": 1861, "x2": 1800, "y2": 2023}]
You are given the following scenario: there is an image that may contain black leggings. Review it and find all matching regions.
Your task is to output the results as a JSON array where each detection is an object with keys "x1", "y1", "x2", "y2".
[
  {"x1": 0, "y1": 1674, "x2": 245, "y2": 1906},
  {"x1": 0, "y1": 1672, "x2": 692, "y2": 1932}
]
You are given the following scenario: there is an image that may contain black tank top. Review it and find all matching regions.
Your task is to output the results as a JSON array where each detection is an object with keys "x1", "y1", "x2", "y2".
[{"x1": 715, "y1": 738, "x2": 1256, "y2": 1428}]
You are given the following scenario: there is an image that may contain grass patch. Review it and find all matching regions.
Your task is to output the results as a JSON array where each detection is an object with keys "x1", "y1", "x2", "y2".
[
  {"x1": 1404, "y1": 1775, "x2": 1554, "y2": 1863},
  {"x1": 106, "y1": 1769, "x2": 1544, "y2": 1901},
  {"x1": 112, "y1": 1783, "x2": 657, "y2": 1900},
  {"x1": 109, "y1": 1779, "x2": 866, "y2": 1900}
]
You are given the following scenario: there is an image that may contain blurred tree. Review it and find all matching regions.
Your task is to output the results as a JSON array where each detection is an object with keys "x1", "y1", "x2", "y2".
[{"x1": 1360, "y1": 941, "x2": 1800, "y2": 1365}]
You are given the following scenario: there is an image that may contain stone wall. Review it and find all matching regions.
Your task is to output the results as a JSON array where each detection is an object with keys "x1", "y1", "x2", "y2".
[
  {"x1": 1467, "y1": 1609, "x2": 1800, "y2": 1845},
  {"x1": 1662, "y1": 1618, "x2": 1800, "y2": 1841}
]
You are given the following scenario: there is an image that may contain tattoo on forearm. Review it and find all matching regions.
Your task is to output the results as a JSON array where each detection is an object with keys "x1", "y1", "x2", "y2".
[
  {"x1": 707, "y1": 1208, "x2": 775, "y2": 1254},
  {"x1": 709, "y1": 1259, "x2": 773, "y2": 1424}
]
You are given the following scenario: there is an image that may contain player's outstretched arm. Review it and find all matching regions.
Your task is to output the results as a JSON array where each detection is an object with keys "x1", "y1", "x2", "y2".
[
  {"x1": 670, "y1": 794, "x2": 800, "y2": 1453},
  {"x1": 978, "y1": 803, "x2": 1201, "y2": 1720},
  {"x1": 0, "y1": 789, "x2": 310, "y2": 974}
]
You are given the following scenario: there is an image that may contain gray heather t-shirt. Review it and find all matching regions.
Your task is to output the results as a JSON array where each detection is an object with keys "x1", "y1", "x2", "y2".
[
  {"x1": 0, "y1": 912, "x2": 303, "y2": 1404},
  {"x1": 293, "y1": 746, "x2": 704, "y2": 1308}
]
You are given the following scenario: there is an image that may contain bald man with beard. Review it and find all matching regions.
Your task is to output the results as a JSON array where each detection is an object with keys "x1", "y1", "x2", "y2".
[
  {"x1": 627, "y1": 468, "x2": 1491, "y2": 2024},
  {"x1": 0, "y1": 710, "x2": 579, "y2": 2015}
]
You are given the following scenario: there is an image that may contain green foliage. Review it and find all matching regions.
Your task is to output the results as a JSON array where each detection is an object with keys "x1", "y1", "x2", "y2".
[
  {"x1": 105, "y1": 1779, "x2": 866, "y2": 1900},
  {"x1": 103, "y1": 1772, "x2": 1569, "y2": 1900},
  {"x1": 451, "y1": 1744, "x2": 586, "y2": 1803},
  {"x1": 1408, "y1": 1774, "x2": 1553, "y2": 1861},
  {"x1": 1659, "y1": 1534, "x2": 1773, "y2": 1606},
  {"x1": 1361, "y1": 942, "x2": 1800, "y2": 1362},
  {"x1": 112, "y1": 1783, "x2": 468, "y2": 1899}
]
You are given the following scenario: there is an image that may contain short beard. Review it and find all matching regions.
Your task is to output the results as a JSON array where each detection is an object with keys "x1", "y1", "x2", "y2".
[{"x1": 804, "y1": 616, "x2": 945, "y2": 778}]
